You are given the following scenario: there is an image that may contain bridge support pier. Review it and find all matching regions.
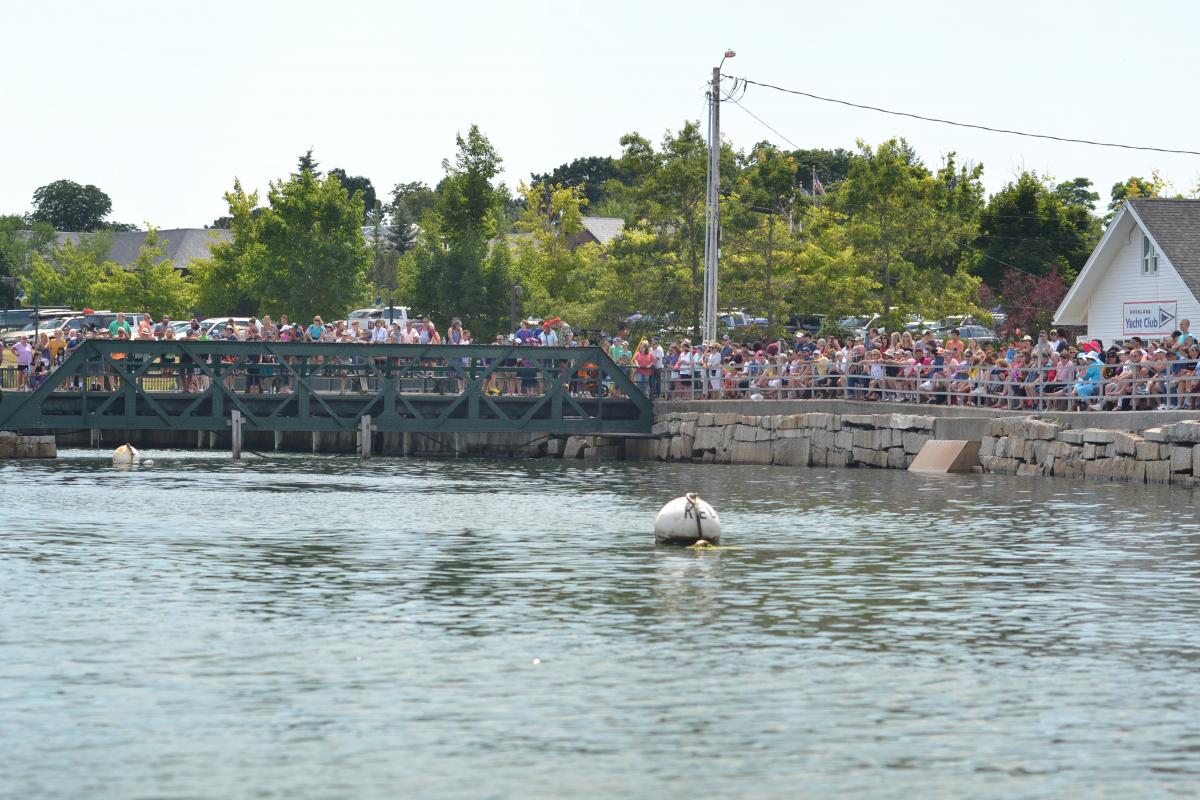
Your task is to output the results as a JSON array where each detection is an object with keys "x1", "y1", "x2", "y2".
[
  {"x1": 208, "y1": 430, "x2": 217, "y2": 449},
  {"x1": 402, "y1": 432, "x2": 412, "y2": 457},
  {"x1": 231, "y1": 410, "x2": 243, "y2": 460},
  {"x1": 90, "y1": 428, "x2": 101, "y2": 448},
  {"x1": 274, "y1": 430, "x2": 283, "y2": 451},
  {"x1": 359, "y1": 415, "x2": 372, "y2": 459},
  {"x1": 312, "y1": 431, "x2": 320, "y2": 453},
  {"x1": 455, "y1": 432, "x2": 467, "y2": 458}
]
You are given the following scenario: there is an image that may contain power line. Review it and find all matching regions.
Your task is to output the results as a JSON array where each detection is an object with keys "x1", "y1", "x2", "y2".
[
  {"x1": 728, "y1": 99, "x2": 799, "y2": 149},
  {"x1": 725, "y1": 75, "x2": 1200, "y2": 157}
]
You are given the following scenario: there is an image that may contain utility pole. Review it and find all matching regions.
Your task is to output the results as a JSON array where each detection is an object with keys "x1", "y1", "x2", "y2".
[{"x1": 702, "y1": 49, "x2": 735, "y2": 344}]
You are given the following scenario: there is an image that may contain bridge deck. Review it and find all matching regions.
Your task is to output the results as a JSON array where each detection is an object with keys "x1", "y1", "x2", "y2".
[{"x1": 0, "y1": 341, "x2": 653, "y2": 435}]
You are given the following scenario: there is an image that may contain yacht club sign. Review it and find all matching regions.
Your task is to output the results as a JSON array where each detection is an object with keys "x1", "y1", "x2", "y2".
[{"x1": 1122, "y1": 300, "x2": 1178, "y2": 336}]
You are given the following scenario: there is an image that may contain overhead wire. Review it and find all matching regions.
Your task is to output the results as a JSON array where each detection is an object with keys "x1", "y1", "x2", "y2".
[
  {"x1": 723, "y1": 74, "x2": 1200, "y2": 157},
  {"x1": 710, "y1": 75, "x2": 1097, "y2": 281}
]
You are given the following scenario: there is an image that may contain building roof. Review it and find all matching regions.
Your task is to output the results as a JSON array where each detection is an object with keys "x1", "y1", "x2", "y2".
[
  {"x1": 56, "y1": 228, "x2": 231, "y2": 269},
  {"x1": 580, "y1": 216, "x2": 625, "y2": 246},
  {"x1": 1054, "y1": 199, "x2": 1200, "y2": 325},
  {"x1": 1127, "y1": 198, "x2": 1200, "y2": 295}
]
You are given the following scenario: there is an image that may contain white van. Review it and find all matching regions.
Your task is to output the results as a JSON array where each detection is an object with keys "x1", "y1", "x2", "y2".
[{"x1": 347, "y1": 307, "x2": 409, "y2": 326}]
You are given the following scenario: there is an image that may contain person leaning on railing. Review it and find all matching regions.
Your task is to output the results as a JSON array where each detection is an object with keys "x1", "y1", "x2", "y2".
[{"x1": 1071, "y1": 351, "x2": 1104, "y2": 410}]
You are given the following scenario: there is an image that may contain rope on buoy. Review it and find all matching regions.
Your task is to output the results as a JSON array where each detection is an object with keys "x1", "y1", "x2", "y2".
[{"x1": 685, "y1": 493, "x2": 704, "y2": 542}]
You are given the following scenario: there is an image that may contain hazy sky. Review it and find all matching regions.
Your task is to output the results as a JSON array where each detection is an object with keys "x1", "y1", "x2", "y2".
[{"x1": 4, "y1": 0, "x2": 1198, "y2": 229}]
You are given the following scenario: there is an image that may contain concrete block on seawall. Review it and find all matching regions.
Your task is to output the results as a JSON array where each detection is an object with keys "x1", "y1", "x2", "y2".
[{"x1": 909, "y1": 440, "x2": 981, "y2": 474}]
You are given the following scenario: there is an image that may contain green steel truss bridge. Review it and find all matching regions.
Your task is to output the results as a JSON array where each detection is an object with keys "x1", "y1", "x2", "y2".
[{"x1": 0, "y1": 341, "x2": 653, "y2": 436}]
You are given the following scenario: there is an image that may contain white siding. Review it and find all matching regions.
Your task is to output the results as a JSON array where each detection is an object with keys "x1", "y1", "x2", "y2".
[{"x1": 1084, "y1": 230, "x2": 1200, "y2": 344}]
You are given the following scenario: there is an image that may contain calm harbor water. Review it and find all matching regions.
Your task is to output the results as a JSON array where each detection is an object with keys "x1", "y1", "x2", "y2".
[{"x1": 2, "y1": 450, "x2": 1199, "y2": 798}]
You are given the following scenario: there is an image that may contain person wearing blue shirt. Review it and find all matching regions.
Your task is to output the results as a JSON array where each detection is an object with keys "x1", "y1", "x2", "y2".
[
  {"x1": 1073, "y1": 352, "x2": 1104, "y2": 410},
  {"x1": 1177, "y1": 319, "x2": 1194, "y2": 348}
]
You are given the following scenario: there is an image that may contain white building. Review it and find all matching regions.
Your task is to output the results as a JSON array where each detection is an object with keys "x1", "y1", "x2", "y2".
[{"x1": 1054, "y1": 198, "x2": 1200, "y2": 345}]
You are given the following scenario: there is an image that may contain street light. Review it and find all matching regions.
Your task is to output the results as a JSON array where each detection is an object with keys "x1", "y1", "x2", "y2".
[{"x1": 703, "y1": 48, "x2": 735, "y2": 344}]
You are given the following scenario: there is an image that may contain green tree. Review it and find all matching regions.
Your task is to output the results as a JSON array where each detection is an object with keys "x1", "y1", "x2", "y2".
[
  {"x1": 388, "y1": 181, "x2": 436, "y2": 254},
  {"x1": 328, "y1": 168, "x2": 377, "y2": 222},
  {"x1": 411, "y1": 125, "x2": 512, "y2": 336},
  {"x1": 597, "y1": 228, "x2": 683, "y2": 332},
  {"x1": 193, "y1": 171, "x2": 369, "y2": 319},
  {"x1": 366, "y1": 201, "x2": 399, "y2": 295},
  {"x1": 245, "y1": 170, "x2": 370, "y2": 319},
  {"x1": 837, "y1": 139, "x2": 983, "y2": 318},
  {"x1": 1106, "y1": 172, "x2": 1168, "y2": 220},
  {"x1": 974, "y1": 172, "x2": 1100, "y2": 286},
  {"x1": 511, "y1": 182, "x2": 610, "y2": 325},
  {"x1": 620, "y1": 122, "x2": 716, "y2": 333},
  {"x1": 531, "y1": 155, "x2": 621, "y2": 207},
  {"x1": 791, "y1": 147, "x2": 855, "y2": 195},
  {"x1": 191, "y1": 181, "x2": 261, "y2": 315},
  {"x1": 722, "y1": 143, "x2": 803, "y2": 332},
  {"x1": 296, "y1": 148, "x2": 321, "y2": 176},
  {"x1": 0, "y1": 215, "x2": 56, "y2": 306},
  {"x1": 30, "y1": 179, "x2": 114, "y2": 231},
  {"x1": 94, "y1": 227, "x2": 195, "y2": 317},
  {"x1": 785, "y1": 207, "x2": 879, "y2": 319},
  {"x1": 1054, "y1": 177, "x2": 1100, "y2": 211},
  {"x1": 22, "y1": 234, "x2": 114, "y2": 309}
]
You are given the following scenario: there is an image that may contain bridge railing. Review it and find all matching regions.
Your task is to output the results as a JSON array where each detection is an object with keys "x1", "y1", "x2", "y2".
[{"x1": 0, "y1": 341, "x2": 654, "y2": 434}]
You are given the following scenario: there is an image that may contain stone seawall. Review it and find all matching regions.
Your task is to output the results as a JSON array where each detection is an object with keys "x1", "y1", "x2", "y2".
[
  {"x1": 0, "y1": 431, "x2": 57, "y2": 458},
  {"x1": 627, "y1": 411, "x2": 939, "y2": 468},
  {"x1": 982, "y1": 417, "x2": 1200, "y2": 486}
]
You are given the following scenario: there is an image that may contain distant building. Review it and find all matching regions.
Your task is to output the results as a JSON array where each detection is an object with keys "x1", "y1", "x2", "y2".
[
  {"x1": 1054, "y1": 199, "x2": 1200, "y2": 344},
  {"x1": 56, "y1": 228, "x2": 231, "y2": 273},
  {"x1": 568, "y1": 216, "x2": 625, "y2": 249},
  {"x1": 506, "y1": 216, "x2": 626, "y2": 252}
]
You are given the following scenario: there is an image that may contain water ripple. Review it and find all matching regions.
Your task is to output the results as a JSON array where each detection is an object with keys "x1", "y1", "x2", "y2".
[{"x1": 1, "y1": 451, "x2": 1198, "y2": 798}]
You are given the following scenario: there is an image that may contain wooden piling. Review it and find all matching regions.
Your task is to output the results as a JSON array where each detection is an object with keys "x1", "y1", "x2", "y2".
[{"x1": 231, "y1": 410, "x2": 243, "y2": 460}]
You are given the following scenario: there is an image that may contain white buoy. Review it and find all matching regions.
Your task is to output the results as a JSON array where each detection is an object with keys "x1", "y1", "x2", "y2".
[
  {"x1": 654, "y1": 493, "x2": 721, "y2": 546},
  {"x1": 112, "y1": 443, "x2": 140, "y2": 465}
]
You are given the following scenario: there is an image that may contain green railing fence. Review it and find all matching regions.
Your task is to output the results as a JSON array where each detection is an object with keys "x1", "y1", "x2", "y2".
[{"x1": 0, "y1": 341, "x2": 653, "y2": 435}]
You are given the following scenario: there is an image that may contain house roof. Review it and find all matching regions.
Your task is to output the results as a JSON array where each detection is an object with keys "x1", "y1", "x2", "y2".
[
  {"x1": 56, "y1": 228, "x2": 231, "y2": 269},
  {"x1": 1127, "y1": 198, "x2": 1200, "y2": 294},
  {"x1": 1054, "y1": 199, "x2": 1200, "y2": 325},
  {"x1": 580, "y1": 216, "x2": 624, "y2": 246}
]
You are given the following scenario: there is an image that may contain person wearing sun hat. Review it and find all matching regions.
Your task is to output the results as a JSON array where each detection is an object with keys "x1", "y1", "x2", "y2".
[{"x1": 1071, "y1": 350, "x2": 1104, "y2": 410}]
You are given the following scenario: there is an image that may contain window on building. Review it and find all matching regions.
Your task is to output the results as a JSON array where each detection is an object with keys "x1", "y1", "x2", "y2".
[{"x1": 1143, "y1": 234, "x2": 1159, "y2": 275}]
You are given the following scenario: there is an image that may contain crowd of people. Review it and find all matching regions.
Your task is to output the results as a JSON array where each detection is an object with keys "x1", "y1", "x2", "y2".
[
  {"x1": 0, "y1": 312, "x2": 563, "y2": 394},
  {"x1": 4, "y1": 310, "x2": 1199, "y2": 412},
  {"x1": 622, "y1": 321, "x2": 1199, "y2": 411}
]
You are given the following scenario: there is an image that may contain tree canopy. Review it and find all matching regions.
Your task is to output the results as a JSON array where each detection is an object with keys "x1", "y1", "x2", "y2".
[
  {"x1": 30, "y1": 180, "x2": 115, "y2": 231},
  {"x1": 406, "y1": 125, "x2": 511, "y2": 337},
  {"x1": 192, "y1": 171, "x2": 370, "y2": 319},
  {"x1": 328, "y1": 168, "x2": 378, "y2": 222}
]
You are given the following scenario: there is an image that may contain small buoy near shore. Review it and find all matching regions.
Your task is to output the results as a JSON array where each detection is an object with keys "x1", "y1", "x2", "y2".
[
  {"x1": 655, "y1": 493, "x2": 721, "y2": 546},
  {"x1": 112, "y1": 444, "x2": 140, "y2": 465}
]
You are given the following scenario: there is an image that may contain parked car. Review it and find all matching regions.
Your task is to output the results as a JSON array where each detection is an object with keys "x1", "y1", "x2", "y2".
[
  {"x1": 786, "y1": 314, "x2": 826, "y2": 336},
  {"x1": 956, "y1": 324, "x2": 999, "y2": 346},
  {"x1": 347, "y1": 306, "x2": 410, "y2": 326},
  {"x1": 45, "y1": 311, "x2": 147, "y2": 336},
  {"x1": 0, "y1": 308, "x2": 74, "y2": 333},
  {"x1": 718, "y1": 310, "x2": 768, "y2": 331},
  {"x1": 200, "y1": 317, "x2": 253, "y2": 338}
]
